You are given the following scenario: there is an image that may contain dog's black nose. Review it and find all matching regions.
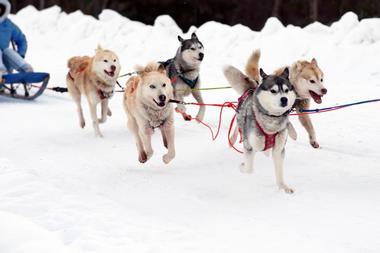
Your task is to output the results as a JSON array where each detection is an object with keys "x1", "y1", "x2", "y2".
[
  {"x1": 280, "y1": 97, "x2": 288, "y2": 107},
  {"x1": 199, "y1": 53, "x2": 204, "y2": 60},
  {"x1": 159, "y1": 95, "x2": 166, "y2": 102},
  {"x1": 321, "y1": 88, "x2": 327, "y2": 95},
  {"x1": 110, "y1": 65, "x2": 116, "y2": 71}
]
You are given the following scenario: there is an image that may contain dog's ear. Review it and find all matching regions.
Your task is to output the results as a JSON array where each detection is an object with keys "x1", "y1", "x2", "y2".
[
  {"x1": 191, "y1": 32, "x2": 198, "y2": 40},
  {"x1": 157, "y1": 63, "x2": 166, "y2": 74},
  {"x1": 126, "y1": 76, "x2": 141, "y2": 94},
  {"x1": 95, "y1": 45, "x2": 103, "y2": 53},
  {"x1": 295, "y1": 62, "x2": 303, "y2": 71},
  {"x1": 259, "y1": 68, "x2": 268, "y2": 79},
  {"x1": 177, "y1": 35, "x2": 184, "y2": 43},
  {"x1": 311, "y1": 58, "x2": 318, "y2": 66},
  {"x1": 280, "y1": 67, "x2": 289, "y2": 79}
]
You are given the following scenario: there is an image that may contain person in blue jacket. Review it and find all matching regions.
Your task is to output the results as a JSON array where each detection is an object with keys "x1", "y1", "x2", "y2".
[{"x1": 0, "y1": 0, "x2": 33, "y2": 76}]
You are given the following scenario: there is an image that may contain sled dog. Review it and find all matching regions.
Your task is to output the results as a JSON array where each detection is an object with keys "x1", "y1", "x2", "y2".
[
  {"x1": 224, "y1": 65, "x2": 297, "y2": 193},
  {"x1": 123, "y1": 62, "x2": 175, "y2": 164},
  {"x1": 66, "y1": 46, "x2": 121, "y2": 137},
  {"x1": 161, "y1": 32, "x2": 205, "y2": 121},
  {"x1": 246, "y1": 49, "x2": 327, "y2": 148}
]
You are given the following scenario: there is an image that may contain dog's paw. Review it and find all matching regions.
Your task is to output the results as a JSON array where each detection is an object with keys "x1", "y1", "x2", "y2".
[
  {"x1": 239, "y1": 163, "x2": 253, "y2": 174},
  {"x1": 146, "y1": 150, "x2": 154, "y2": 160},
  {"x1": 80, "y1": 120, "x2": 85, "y2": 128},
  {"x1": 279, "y1": 184, "x2": 295, "y2": 194},
  {"x1": 138, "y1": 151, "x2": 148, "y2": 163},
  {"x1": 183, "y1": 114, "x2": 192, "y2": 121},
  {"x1": 162, "y1": 153, "x2": 175, "y2": 164},
  {"x1": 196, "y1": 113, "x2": 205, "y2": 122},
  {"x1": 107, "y1": 108, "x2": 112, "y2": 117},
  {"x1": 98, "y1": 118, "x2": 107, "y2": 124},
  {"x1": 175, "y1": 108, "x2": 192, "y2": 121},
  {"x1": 95, "y1": 132, "x2": 104, "y2": 138},
  {"x1": 310, "y1": 140, "x2": 320, "y2": 149}
]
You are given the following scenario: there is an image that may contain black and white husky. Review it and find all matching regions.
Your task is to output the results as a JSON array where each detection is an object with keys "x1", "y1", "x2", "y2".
[
  {"x1": 224, "y1": 65, "x2": 297, "y2": 194},
  {"x1": 161, "y1": 32, "x2": 205, "y2": 121}
]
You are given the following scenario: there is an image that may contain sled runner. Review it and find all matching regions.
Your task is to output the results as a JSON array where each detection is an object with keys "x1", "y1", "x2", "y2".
[{"x1": 0, "y1": 72, "x2": 50, "y2": 100}]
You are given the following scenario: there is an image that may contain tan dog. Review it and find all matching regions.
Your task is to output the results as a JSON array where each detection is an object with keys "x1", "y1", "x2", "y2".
[
  {"x1": 246, "y1": 49, "x2": 327, "y2": 148},
  {"x1": 66, "y1": 46, "x2": 121, "y2": 137},
  {"x1": 123, "y1": 63, "x2": 175, "y2": 164}
]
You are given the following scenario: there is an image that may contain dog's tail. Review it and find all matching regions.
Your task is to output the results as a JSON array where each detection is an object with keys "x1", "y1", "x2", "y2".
[
  {"x1": 245, "y1": 49, "x2": 261, "y2": 83},
  {"x1": 67, "y1": 56, "x2": 90, "y2": 74},
  {"x1": 223, "y1": 65, "x2": 257, "y2": 95}
]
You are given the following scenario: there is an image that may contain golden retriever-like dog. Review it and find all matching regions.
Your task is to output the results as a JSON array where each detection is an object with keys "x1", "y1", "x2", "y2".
[
  {"x1": 66, "y1": 46, "x2": 121, "y2": 137},
  {"x1": 123, "y1": 62, "x2": 175, "y2": 164}
]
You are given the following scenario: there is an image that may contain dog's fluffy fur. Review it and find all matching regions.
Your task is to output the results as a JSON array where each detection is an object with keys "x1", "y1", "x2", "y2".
[
  {"x1": 67, "y1": 46, "x2": 121, "y2": 137},
  {"x1": 224, "y1": 65, "x2": 297, "y2": 193},
  {"x1": 123, "y1": 62, "x2": 175, "y2": 164},
  {"x1": 246, "y1": 49, "x2": 326, "y2": 148},
  {"x1": 164, "y1": 32, "x2": 205, "y2": 121}
]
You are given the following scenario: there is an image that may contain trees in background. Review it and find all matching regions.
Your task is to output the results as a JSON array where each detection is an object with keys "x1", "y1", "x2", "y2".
[{"x1": 9, "y1": 0, "x2": 380, "y2": 31}]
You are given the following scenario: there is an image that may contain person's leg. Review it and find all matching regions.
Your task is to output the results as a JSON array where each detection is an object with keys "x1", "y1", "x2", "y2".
[
  {"x1": 0, "y1": 50, "x2": 7, "y2": 75},
  {"x1": 3, "y1": 48, "x2": 33, "y2": 73}
]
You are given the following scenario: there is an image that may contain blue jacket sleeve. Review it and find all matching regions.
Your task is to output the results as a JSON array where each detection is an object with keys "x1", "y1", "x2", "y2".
[{"x1": 10, "y1": 20, "x2": 28, "y2": 57}]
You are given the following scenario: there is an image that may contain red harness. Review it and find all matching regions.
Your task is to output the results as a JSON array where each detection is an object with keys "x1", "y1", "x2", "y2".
[
  {"x1": 97, "y1": 89, "x2": 107, "y2": 100},
  {"x1": 237, "y1": 89, "x2": 278, "y2": 151},
  {"x1": 254, "y1": 116, "x2": 278, "y2": 151},
  {"x1": 67, "y1": 72, "x2": 75, "y2": 81}
]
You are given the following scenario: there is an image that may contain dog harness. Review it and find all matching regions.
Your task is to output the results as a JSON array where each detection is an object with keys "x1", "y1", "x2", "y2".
[
  {"x1": 160, "y1": 58, "x2": 199, "y2": 89},
  {"x1": 237, "y1": 89, "x2": 278, "y2": 151},
  {"x1": 254, "y1": 116, "x2": 278, "y2": 151},
  {"x1": 67, "y1": 71, "x2": 114, "y2": 100}
]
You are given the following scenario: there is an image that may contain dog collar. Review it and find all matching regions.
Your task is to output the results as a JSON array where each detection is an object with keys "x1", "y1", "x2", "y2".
[{"x1": 97, "y1": 89, "x2": 114, "y2": 100}]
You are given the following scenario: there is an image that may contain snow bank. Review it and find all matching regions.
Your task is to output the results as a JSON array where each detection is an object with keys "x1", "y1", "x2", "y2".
[{"x1": 8, "y1": 6, "x2": 380, "y2": 86}]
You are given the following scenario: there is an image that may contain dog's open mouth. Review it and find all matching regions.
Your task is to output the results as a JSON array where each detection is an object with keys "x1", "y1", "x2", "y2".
[
  {"x1": 153, "y1": 99, "x2": 166, "y2": 107},
  {"x1": 309, "y1": 90, "x2": 323, "y2": 104},
  {"x1": 104, "y1": 70, "x2": 115, "y2": 77}
]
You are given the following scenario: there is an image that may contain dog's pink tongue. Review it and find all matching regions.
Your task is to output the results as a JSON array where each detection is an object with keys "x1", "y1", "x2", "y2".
[
  {"x1": 314, "y1": 97, "x2": 322, "y2": 104},
  {"x1": 310, "y1": 91, "x2": 322, "y2": 104}
]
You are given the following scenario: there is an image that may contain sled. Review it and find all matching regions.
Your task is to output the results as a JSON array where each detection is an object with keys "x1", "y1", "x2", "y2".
[{"x1": 0, "y1": 72, "x2": 50, "y2": 100}]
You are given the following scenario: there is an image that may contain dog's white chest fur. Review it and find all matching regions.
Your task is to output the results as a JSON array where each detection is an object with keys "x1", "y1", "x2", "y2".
[{"x1": 142, "y1": 105, "x2": 172, "y2": 128}]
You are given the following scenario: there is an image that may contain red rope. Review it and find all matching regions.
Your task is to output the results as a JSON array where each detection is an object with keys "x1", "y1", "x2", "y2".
[
  {"x1": 174, "y1": 101, "x2": 243, "y2": 153},
  {"x1": 174, "y1": 99, "x2": 347, "y2": 154}
]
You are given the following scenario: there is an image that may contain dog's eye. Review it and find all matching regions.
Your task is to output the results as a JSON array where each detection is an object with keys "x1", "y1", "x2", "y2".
[
  {"x1": 162, "y1": 83, "x2": 166, "y2": 87},
  {"x1": 270, "y1": 90, "x2": 277, "y2": 94},
  {"x1": 320, "y1": 78, "x2": 323, "y2": 82},
  {"x1": 113, "y1": 59, "x2": 116, "y2": 62},
  {"x1": 104, "y1": 60, "x2": 108, "y2": 63},
  {"x1": 191, "y1": 47, "x2": 196, "y2": 51},
  {"x1": 309, "y1": 80, "x2": 316, "y2": 84},
  {"x1": 284, "y1": 89, "x2": 289, "y2": 93},
  {"x1": 149, "y1": 85, "x2": 156, "y2": 89}
]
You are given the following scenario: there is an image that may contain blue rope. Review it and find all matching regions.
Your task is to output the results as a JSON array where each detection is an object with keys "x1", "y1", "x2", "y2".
[{"x1": 300, "y1": 99, "x2": 380, "y2": 113}]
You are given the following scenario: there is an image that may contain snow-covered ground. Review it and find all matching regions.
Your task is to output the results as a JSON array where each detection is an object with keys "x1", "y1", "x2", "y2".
[{"x1": 1, "y1": 6, "x2": 380, "y2": 253}]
